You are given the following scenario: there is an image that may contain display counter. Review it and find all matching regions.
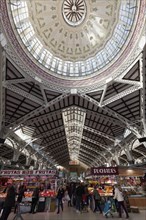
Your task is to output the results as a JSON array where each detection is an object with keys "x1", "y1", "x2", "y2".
[
  {"x1": 88, "y1": 185, "x2": 113, "y2": 197},
  {"x1": 0, "y1": 190, "x2": 57, "y2": 212},
  {"x1": 128, "y1": 195, "x2": 146, "y2": 209}
]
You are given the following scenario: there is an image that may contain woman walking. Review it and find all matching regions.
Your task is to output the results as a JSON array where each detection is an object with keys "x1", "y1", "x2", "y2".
[{"x1": 113, "y1": 185, "x2": 129, "y2": 219}]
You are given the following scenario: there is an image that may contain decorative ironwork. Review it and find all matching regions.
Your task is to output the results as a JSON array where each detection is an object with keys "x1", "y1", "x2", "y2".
[{"x1": 62, "y1": 0, "x2": 86, "y2": 26}]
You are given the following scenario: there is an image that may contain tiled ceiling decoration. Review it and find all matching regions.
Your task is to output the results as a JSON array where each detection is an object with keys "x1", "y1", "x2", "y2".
[{"x1": 8, "y1": 0, "x2": 139, "y2": 77}]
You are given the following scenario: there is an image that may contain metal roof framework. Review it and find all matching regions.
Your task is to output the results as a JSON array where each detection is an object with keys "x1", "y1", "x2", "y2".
[
  {"x1": 0, "y1": 0, "x2": 146, "y2": 170},
  {"x1": 0, "y1": 45, "x2": 146, "y2": 169}
]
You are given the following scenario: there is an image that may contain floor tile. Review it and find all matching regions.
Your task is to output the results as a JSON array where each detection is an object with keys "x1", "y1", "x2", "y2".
[{"x1": 9, "y1": 206, "x2": 146, "y2": 220}]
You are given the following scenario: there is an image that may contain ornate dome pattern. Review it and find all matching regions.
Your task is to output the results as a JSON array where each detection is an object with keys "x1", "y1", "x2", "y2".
[
  {"x1": 62, "y1": 0, "x2": 87, "y2": 27},
  {"x1": 8, "y1": 0, "x2": 138, "y2": 78}
]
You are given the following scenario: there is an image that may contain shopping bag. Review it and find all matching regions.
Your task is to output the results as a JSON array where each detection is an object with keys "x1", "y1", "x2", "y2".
[
  {"x1": 0, "y1": 209, "x2": 3, "y2": 218},
  {"x1": 65, "y1": 194, "x2": 70, "y2": 201},
  {"x1": 20, "y1": 204, "x2": 31, "y2": 213}
]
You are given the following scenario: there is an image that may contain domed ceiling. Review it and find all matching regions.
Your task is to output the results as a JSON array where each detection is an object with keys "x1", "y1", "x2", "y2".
[
  {"x1": 26, "y1": 0, "x2": 119, "y2": 62},
  {"x1": 2, "y1": 0, "x2": 145, "y2": 90}
]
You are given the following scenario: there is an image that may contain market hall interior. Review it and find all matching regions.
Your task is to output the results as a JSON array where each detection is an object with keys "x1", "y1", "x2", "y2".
[{"x1": 0, "y1": 0, "x2": 146, "y2": 219}]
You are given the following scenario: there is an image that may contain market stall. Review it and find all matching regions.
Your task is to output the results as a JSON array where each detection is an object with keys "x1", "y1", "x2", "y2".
[
  {"x1": 85, "y1": 166, "x2": 146, "y2": 210},
  {"x1": 118, "y1": 167, "x2": 146, "y2": 210},
  {"x1": 0, "y1": 169, "x2": 58, "y2": 212}
]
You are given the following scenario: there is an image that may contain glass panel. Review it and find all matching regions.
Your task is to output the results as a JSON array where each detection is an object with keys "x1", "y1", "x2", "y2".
[{"x1": 10, "y1": 0, "x2": 137, "y2": 77}]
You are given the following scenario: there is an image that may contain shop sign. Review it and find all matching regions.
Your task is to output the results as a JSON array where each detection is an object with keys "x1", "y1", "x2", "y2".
[
  {"x1": 91, "y1": 167, "x2": 119, "y2": 175},
  {"x1": 0, "y1": 170, "x2": 57, "y2": 176}
]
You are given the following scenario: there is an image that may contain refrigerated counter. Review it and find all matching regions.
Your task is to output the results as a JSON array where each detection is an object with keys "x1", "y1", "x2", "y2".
[{"x1": 128, "y1": 195, "x2": 146, "y2": 209}]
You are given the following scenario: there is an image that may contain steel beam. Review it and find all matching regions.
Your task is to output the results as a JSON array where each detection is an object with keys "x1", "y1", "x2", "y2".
[
  {"x1": 0, "y1": 45, "x2": 3, "y2": 133},
  {"x1": 102, "y1": 85, "x2": 141, "y2": 106},
  {"x1": 81, "y1": 143, "x2": 107, "y2": 161},
  {"x1": 79, "y1": 93, "x2": 141, "y2": 137},
  {"x1": 119, "y1": 156, "x2": 128, "y2": 164},
  {"x1": 79, "y1": 151, "x2": 96, "y2": 161},
  {"x1": 40, "y1": 85, "x2": 48, "y2": 105},
  {"x1": 114, "y1": 79, "x2": 141, "y2": 86},
  {"x1": 85, "y1": 109, "x2": 125, "y2": 128},
  {"x1": 133, "y1": 148, "x2": 146, "y2": 157},
  {"x1": 25, "y1": 109, "x2": 63, "y2": 124},
  {"x1": 49, "y1": 143, "x2": 68, "y2": 153},
  {"x1": 4, "y1": 78, "x2": 31, "y2": 84},
  {"x1": 84, "y1": 125, "x2": 116, "y2": 142},
  {"x1": 5, "y1": 93, "x2": 70, "y2": 133},
  {"x1": 124, "y1": 148, "x2": 133, "y2": 161},
  {"x1": 3, "y1": 83, "x2": 44, "y2": 105},
  {"x1": 140, "y1": 51, "x2": 146, "y2": 135},
  {"x1": 99, "y1": 84, "x2": 107, "y2": 106},
  {"x1": 114, "y1": 53, "x2": 142, "y2": 81},
  {"x1": 43, "y1": 136, "x2": 66, "y2": 148},
  {"x1": 0, "y1": 45, "x2": 6, "y2": 136},
  {"x1": 25, "y1": 105, "x2": 125, "y2": 128},
  {"x1": 0, "y1": 148, "x2": 13, "y2": 157},
  {"x1": 80, "y1": 148, "x2": 102, "y2": 164},
  {"x1": 82, "y1": 136, "x2": 113, "y2": 155},
  {"x1": 78, "y1": 155, "x2": 94, "y2": 167},
  {"x1": 54, "y1": 153, "x2": 69, "y2": 161},
  {"x1": 32, "y1": 126, "x2": 64, "y2": 139}
]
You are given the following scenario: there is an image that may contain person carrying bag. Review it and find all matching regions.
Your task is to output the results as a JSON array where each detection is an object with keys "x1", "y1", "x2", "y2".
[{"x1": 93, "y1": 186, "x2": 102, "y2": 214}]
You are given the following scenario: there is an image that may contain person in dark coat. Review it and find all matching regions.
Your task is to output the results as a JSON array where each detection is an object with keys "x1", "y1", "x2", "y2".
[
  {"x1": 75, "y1": 182, "x2": 85, "y2": 213},
  {"x1": 14, "y1": 184, "x2": 26, "y2": 213},
  {"x1": 0, "y1": 182, "x2": 16, "y2": 220},
  {"x1": 93, "y1": 186, "x2": 102, "y2": 213},
  {"x1": 67, "y1": 183, "x2": 74, "y2": 207},
  {"x1": 30, "y1": 186, "x2": 40, "y2": 214},
  {"x1": 56, "y1": 185, "x2": 65, "y2": 214}
]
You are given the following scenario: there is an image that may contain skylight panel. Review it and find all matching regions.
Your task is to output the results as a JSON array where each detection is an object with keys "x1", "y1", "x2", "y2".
[{"x1": 9, "y1": 0, "x2": 138, "y2": 77}]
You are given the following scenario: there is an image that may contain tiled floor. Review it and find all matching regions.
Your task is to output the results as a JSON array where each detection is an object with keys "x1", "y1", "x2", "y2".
[{"x1": 8, "y1": 206, "x2": 146, "y2": 220}]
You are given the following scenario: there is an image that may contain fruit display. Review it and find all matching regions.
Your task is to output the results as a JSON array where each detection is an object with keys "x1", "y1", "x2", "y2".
[
  {"x1": 24, "y1": 189, "x2": 56, "y2": 198},
  {"x1": 0, "y1": 192, "x2": 6, "y2": 200}
]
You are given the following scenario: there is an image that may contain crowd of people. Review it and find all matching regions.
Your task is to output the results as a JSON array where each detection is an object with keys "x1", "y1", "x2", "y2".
[
  {"x1": 56, "y1": 182, "x2": 130, "y2": 218},
  {"x1": 0, "y1": 180, "x2": 131, "y2": 219}
]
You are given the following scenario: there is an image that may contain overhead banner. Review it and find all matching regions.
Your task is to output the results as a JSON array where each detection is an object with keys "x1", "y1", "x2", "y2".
[
  {"x1": 91, "y1": 167, "x2": 119, "y2": 176},
  {"x1": 0, "y1": 170, "x2": 57, "y2": 176}
]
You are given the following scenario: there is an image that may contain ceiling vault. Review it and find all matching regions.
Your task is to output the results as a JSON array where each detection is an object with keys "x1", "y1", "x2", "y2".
[{"x1": 0, "y1": 0, "x2": 145, "y2": 169}]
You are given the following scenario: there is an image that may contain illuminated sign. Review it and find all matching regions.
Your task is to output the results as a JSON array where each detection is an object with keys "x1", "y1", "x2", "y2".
[
  {"x1": 0, "y1": 170, "x2": 57, "y2": 176},
  {"x1": 91, "y1": 167, "x2": 119, "y2": 175}
]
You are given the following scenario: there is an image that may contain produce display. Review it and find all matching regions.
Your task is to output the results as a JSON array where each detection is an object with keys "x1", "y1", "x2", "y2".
[
  {"x1": 0, "y1": 175, "x2": 57, "y2": 202},
  {"x1": 88, "y1": 185, "x2": 113, "y2": 196},
  {"x1": 0, "y1": 192, "x2": 6, "y2": 200},
  {"x1": 24, "y1": 190, "x2": 56, "y2": 198}
]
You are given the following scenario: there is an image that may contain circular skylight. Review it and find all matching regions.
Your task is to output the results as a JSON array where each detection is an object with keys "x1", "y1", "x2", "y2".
[{"x1": 9, "y1": 0, "x2": 138, "y2": 78}]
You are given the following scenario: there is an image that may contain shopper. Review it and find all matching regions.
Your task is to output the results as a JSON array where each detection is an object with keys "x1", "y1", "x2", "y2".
[
  {"x1": 113, "y1": 186, "x2": 119, "y2": 212},
  {"x1": 56, "y1": 185, "x2": 65, "y2": 214},
  {"x1": 14, "y1": 184, "x2": 26, "y2": 213},
  {"x1": 113, "y1": 185, "x2": 129, "y2": 219},
  {"x1": 84, "y1": 184, "x2": 89, "y2": 206},
  {"x1": 67, "y1": 183, "x2": 74, "y2": 207},
  {"x1": 75, "y1": 182, "x2": 85, "y2": 213},
  {"x1": 93, "y1": 186, "x2": 102, "y2": 214},
  {"x1": 0, "y1": 180, "x2": 16, "y2": 220},
  {"x1": 30, "y1": 186, "x2": 40, "y2": 214}
]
